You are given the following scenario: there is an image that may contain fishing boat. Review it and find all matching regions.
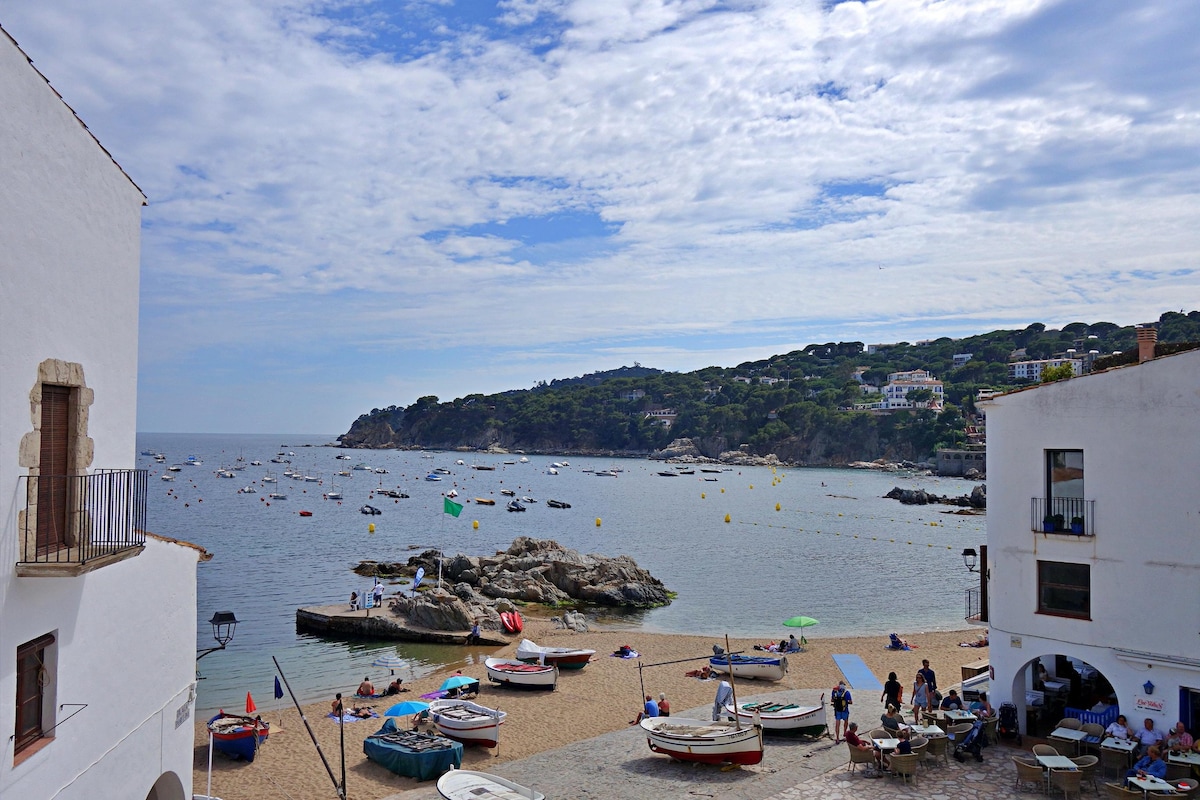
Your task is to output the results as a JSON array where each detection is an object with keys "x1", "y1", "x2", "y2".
[
  {"x1": 474, "y1": 497, "x2": 495, "y2": 505},
  {"x1": 207, "y1": 713, "x2": 270, "y2": 762},
  {"x1": 363, "y1": 719, "x2": 462, "y2": 781},
  {"x1": 656, "y1": 471, "x2": 679, "y2": 477},
  {"x1": 505, "y1": 500, "x2": 526, "y2": 512},
  {"x1": 709, "y1": 653, "x2": 788, "y2": 681},
  {"x1": 521, "y1": 496, "x2": 537, "y2": 504},
  {"x1": 428, "y1": 699, "x2": 506, "y2": 748},
  {"x1": 436, "y1": 768, "x2": 544, "y2": 800},
  {"x1": 236, "y1": 485, "x2": 256, "y2": 494},
  {"x1": 483, "y1": 657, "x2": 558, "y2": 690},
  {"x1": 639, "y1": 717, "x2": 764, "y2": 765},
  {"x1": 545, "y1": 499, "x2": 570, "y2": 508},
  {"x1": 500, "y1": 489, "x2": 516, "y2": 496},
  {"x1": 723, "y1": 695, "x2": 827, "y2": 735},
  {"x1": 515, "y1": 638, "x2": 595, "y2": 670},
  {"x1": 360, "y1": 504, "x2": 382, "y2": 515}
]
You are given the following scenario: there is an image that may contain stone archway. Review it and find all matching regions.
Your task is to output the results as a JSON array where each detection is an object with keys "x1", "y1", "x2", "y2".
[
  {"x1": 145, "y1": 771, "x2": 186, "y2": 800},
  {"x1": 1008, "y1": 652, "x2": 1118, "y2": 737}
]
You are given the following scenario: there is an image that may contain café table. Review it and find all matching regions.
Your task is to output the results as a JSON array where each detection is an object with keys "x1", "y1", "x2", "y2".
[
  {"x1": 909, "y1": 723, "x2": 946, "y2": 738},
  {"x1": 1037, "y1": 754, "x2": 1079, "y2": 793},
  {"x1": 1104, "y1": 738, "x2": 1140, "y2": 754},
  {"x1": 1050, "y1": 726, "x2": 1090, "y2": 756},
  {"x1": 1169, "y1": 751, "x2": 1200, "y2": 768},
  {"x1": 1127, "y1": 774, "x2": 1176, "y2": 797},
  {"x1": 874, "y1": 737, "x2": 901, "y2": 752},
  {"x1": 944, "y1": 709, "x2": 977, "y2": 724}
]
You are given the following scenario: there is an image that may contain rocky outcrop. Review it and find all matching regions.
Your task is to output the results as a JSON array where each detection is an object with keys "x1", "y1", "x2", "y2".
[
  {"x1": 355, "y1": 537, "x2": 671, "y2": 609},
  {"x1": 885, "y1": 483, "x2": 986, "y2": 509}
]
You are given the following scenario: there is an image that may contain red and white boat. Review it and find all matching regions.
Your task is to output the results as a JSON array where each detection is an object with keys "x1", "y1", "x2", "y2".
[
  {"x1": 639, "y1": 717, "x2": 764, "y2": 765},
  {"x1": 484, "y1": 657, "x2": 558, "y2": 689},
  {"x1": 428, "y1": 699, "x2": 506, "y2": 748},
  {"x1": 515, "y1": 638, "x2": 595, "y2": 670}
]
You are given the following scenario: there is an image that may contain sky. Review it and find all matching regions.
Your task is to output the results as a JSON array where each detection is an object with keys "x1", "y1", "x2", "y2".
[{"x1": 4, "y1": 0, "x2": 1199, "y2": 434}]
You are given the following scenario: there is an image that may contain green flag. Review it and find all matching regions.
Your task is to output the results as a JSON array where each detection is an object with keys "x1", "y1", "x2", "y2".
[{"x1": 443, "y1": 497, "x2": 463, "y2": 518}]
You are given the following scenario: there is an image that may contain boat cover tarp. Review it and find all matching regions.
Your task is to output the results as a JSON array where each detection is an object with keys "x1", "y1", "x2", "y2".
[{"x1": 363, "y1": 718, "x2": 462, "y2": 781}]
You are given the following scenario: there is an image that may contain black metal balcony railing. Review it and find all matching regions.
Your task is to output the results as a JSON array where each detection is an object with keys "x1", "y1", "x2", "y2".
[
  {"x1": 18, "y1": 470, "x2": 147, "y2": 567},
  {"x1": 965, "y1": 586, "x2": 986, "y2": 623},
  {"x1": 1030, "y1": 497, "x2": 1095, "y2": 536}
]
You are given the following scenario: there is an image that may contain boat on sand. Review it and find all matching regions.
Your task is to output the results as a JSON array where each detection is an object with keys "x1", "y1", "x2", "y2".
[
  {"x1": 515, "y1": 638, "x2": 595, "y2": 670},
  {"x1": 436, "y1": 767, "x2": 544, "y2": 800},
  {"x1": 709, "y1": 653, "x2": 788, "y2": 681},
  {"x1": 484, "y1": 657, "x2": 558, "y2": 689},
  {"x1": 428, "y1": 699, "x2": 506, "y2": 748},
  {"x1": 723, "y1": 695, "x2": 827, "y2": 734},
  {"x1": 207, "y1": 713, "x2": 270, "y2": 762},
  {"x1": 639, "y1": 717, "x2": 764, "y2": 765}
]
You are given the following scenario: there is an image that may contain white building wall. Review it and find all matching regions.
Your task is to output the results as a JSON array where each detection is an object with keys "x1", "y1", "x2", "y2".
[
  {"x1": 1, "y1": 27, "x2": 198, "y2": 800},
  {"x1": 983, "y1": 350, "x2": 1200, "y2": 731}
]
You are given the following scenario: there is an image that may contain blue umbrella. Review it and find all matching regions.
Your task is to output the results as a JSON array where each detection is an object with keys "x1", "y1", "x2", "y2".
[
  {"x1": 383, "y1": 700, "x2": 429, "y2": 718},
  {"x1": 439, "y1": 675, "x2": 479, "y2": 692}
]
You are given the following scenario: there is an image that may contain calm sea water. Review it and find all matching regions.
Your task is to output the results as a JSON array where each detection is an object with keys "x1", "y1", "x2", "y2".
[{"x1": 137, "y1": 433, "x2": 984, "y2": 713}]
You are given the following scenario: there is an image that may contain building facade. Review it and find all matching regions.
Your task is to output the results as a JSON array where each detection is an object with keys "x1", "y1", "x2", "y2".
[
  {"x1": 1, "y1": 27, "x2": 206, "y2": 800},
  {"x1": 1008, "y1": 358, "x2": 1083, "y2": 381},
  {"x1": 981, "y1": 347, "x2": 1200, "y2": 737},
  {"x1": 882, "y1": 369, "x2": 944, "y2": 409}
]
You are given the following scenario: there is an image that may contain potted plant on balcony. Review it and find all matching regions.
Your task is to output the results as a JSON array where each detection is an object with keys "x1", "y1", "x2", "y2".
[
  {"x1": 1052, "y1": 513, "x2": 1065, "y2": 532},
  {"x1": 1043, "y1": 514, "x2": 1056, "y2": 533},
  {"x1": 1070, "y1": 516, "x2": 1084, "y2": 535}
]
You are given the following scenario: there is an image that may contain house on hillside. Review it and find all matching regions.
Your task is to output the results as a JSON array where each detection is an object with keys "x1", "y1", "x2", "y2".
[
  {"x1": 1008, "y1": 357, "x2": 1084, "y2": 381},
  {"x1": 980, "y1": 329, "x2": 1200, "y2": 738},
  {"x1": 882, "y1": 369, "x2": 944, "y2": 410},
  {"x1": 0, "y1": 27, "x2": 209, "y2": 800}
]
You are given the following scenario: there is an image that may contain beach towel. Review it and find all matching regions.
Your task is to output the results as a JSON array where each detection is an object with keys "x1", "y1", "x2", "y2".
[
  {"x1": 327, "y1": 710, "x2": 379, "y2": 723},
  {"x1": 832, "y1": 654, "x2": 884, "y2": 692},
  {"x1": 355, "y1": 693, "x2": 386, "y2": 699},
  {"x1": 610, "y1": 649, "x2": 640, "y2": 659}
]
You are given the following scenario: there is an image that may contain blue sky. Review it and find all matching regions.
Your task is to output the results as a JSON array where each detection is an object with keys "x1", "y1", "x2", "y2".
[{"x1": 4, "y1": 0, "x2": 1199, "y2": 434}]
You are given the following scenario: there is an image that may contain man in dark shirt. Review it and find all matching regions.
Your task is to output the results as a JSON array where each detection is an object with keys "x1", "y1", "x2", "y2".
[
  {"x1": 940, "y1": 689, "x2": 964, "y2": 711},
  {"x1": 918, "y1": 659, "x2": 937, "y2": 693}
]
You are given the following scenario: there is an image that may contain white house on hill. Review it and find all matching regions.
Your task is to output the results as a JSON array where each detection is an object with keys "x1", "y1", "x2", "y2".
[
  {"x1": 981, "y1": 337, "x2": 1200, "y2": 739},
  {"x1": 1, "y1": 26, "x2": 208, "y2": 800}
]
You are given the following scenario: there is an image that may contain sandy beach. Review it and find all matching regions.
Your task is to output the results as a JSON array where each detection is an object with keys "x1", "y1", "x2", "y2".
[{"x1": 193, "y1": 620, "x2": 988, "y2": 799}]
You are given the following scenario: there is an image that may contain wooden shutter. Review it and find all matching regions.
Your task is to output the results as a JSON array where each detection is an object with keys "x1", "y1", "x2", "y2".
[
  {"x1": 37, "y1": 385, "x2": 71, "y2": 552},
  {"x1": 14, "y1": 633, "x2": 54, "y2": 752}
]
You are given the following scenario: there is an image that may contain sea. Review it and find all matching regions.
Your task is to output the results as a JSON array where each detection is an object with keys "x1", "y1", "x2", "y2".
[{"x1": 136, "y1": 433, "x2": 985, "y2": 714}]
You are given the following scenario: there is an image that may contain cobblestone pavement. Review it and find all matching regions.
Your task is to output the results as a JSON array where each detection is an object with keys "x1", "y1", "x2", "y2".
[{"x1": 379, "y1": 690, "x2": 1062, "y2": 800}]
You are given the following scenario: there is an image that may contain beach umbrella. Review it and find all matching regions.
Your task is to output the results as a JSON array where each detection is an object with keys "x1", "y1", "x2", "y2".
[
  {"x1": 439, "y1": 675, "x2": 479, "y2": 692},
  {"x1": 372, "y1": 654, "x2": 405, "y2": 675},
  {"x1": 782, "y1": 615, "x2": 819, "y2": 644},
  {"x1": 383, "y1": 700, "x2": 429, "y2": 718}
]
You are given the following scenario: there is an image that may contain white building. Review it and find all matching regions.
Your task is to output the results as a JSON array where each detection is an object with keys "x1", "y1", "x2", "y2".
[
  {"x1": 981, "y1": 336, "x2": 1200, "y2": 738},
  {"x1": 882, "y1": 369, "x2": 944, "y2": 409},
  {"x1": 1, "y1": 27, "x2": 208, "y2": 800},
  {"x1": 1008, "y1": 358, "x2": 1084, "y2": 381}
]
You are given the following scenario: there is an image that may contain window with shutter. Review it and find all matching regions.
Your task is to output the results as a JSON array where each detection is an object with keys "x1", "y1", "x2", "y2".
[
  {"x1": 14, "y1": 633, "x2": 55, "y2": 754},
  {"x1": 37, "y1": 385, "x2": 71, "y2": 553}
]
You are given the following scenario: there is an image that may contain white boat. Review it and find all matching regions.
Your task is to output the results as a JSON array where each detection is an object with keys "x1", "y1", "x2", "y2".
[
  {"x1": 160, "y1": 473, "x2": 175, "y2": 481},
  {"x1": 518, "y1": 457, "x2": 528, "y2": 463},
  {"x1": 352, "y1": 463, "x2": 372, "y2": 471},
  {"x1": 484, "y1": 657, "x2": 558, "y2": 689},
  {"x1": 545, "y1": 468, "x2": 558, "y2": 475},
  {"x1": 436, "y1": 768, "x2": 543, "y2": 800},
  {"x1": 268, "y1": 489, "x2": 287, "y2": 500},
  {"x1": 514, "y1": 639, "x2": 594, "y2": 670},
  {"x1": 167, "y1": 464, "x2": 182, "y2": 472},
  {"x1": 335, "y1": 454, "x2": 351, "y2": 460},
  {"x1": 250, "y1": 460, "x2": 262, "y2": 466},
  {"x1": 640, "y1": 717, "x2": 764, "y2": 765},
  {"x1": 709, "y1": 654, "x2": 788, "y2": 681},
  {"x1": 593, "y1": 470, "x2": 618, "y2": 477},
  {"x1": 723, "y1": 695, "x2": 827, "y2": 734},
  {"x1": 425, "y1": 474, "x2": 442, "y2": 481},
  {"x1": 262, "y1": 473, "x2": 277, "y2": 483},
  {"x1": 216, "y1": 468, "x2": 235, "y2": 478},
  {"x1": 237, "y1": 485, "x2": 256, "y2": 494},
  {"x1": 428, "y1": 699, "x2": 506, "y2": 748},
  {"x1": 325, "y1": 484, "x2": 343, "y2": 500},
  {"x1": 335, "y1": 469, "x2": 350, "y2": 477}
]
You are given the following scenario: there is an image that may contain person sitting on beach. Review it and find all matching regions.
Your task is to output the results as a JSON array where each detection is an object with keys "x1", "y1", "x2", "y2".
[
  {"x1": 411, "y1": 709, "x2": 434, "y2": 732},
  {"x1": 783, "y1": 634, "x2": 801, "y2": 653},
  {"x1": 684, "y1": 665, "x2": 712, "y2": 679},
  {"x1": 658, "y1": 693, "x2": 670, "y2": 717},
  {"x1": 350, "y1": 706, "x2": 374, "y2": 719},
  {"x1": 939, "y1": 689, "x2": 964, "y2": 711},
  {"x1": 614, "y1": 645, "x2": 633, "y2": 658},
  {"x1": 385, "y1": 679, "x2": 404, "y2": 696},
  {"x1": 631, "y1": 694, "x2": 659, "y2": 725},
  {"x1": 331, "y1": 697, "x2": 344, "y2": 715},
  {"x1": 357, "y1": 677, "x2": 375, "y2": 697}
]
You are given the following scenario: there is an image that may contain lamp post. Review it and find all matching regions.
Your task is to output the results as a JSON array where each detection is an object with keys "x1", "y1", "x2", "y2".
[
  {"x1": 197, "y1": 611, "x2": 239, "y2": 663},
  {"x1": 962, "y1": 546, "x2": 988, "y2": 623}
]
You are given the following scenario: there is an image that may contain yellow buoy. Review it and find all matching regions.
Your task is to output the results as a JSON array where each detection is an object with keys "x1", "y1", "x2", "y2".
[
  {"x1": 720, "y1": 488, "x2": 725, "y2": 494},
  {"x1": 368, "y1": 523, "x2": 375, "y2": 533},
  {"x1": 473, "y1": 520, "x2": 479, "y2": 529},
  {"x1": 724, "y1": 513, "x2": 731, "y2": 523},
  {"x1": 595, "y1": 517, "x2": 601, "y2": 527},
  {"x1": 749, "y1": 484, "x2": 754, "y2": 489},
  {"x1": 775, "y1": 503, "x2": 780, "y2": 511},
  {"x1": 701, "y1": 492, "x2": 706, "y2": 499}
]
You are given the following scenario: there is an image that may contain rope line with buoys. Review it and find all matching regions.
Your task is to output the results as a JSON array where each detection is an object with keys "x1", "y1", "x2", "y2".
[{"x1": 731, "y1": 519, "x2": 962, "y2": 550}]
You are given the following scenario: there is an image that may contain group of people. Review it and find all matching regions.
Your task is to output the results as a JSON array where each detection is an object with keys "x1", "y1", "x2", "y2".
[
  {"x1": 753, "y1": 634, "x2": 802, "y2": 653},
  {"x1": 630, "y1": 693, "x2": 671, "y2": 724},
  {"x1": 349, "y1": 580, "x2": 387, "y2": 611},
  {"x1": 1120, "y1": 719, "x2": 1199, "y2": 786}
]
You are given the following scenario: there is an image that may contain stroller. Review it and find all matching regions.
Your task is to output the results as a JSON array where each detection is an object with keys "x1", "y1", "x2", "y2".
[
  {"x1": 952, "y1": 718, "x2": 986, "y2": 762},
  {"x1": 998, "y1": 702, "x2": 1021, "y2": 745}
]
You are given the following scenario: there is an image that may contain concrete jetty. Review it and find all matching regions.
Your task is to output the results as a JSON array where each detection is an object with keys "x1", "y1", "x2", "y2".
[{"x1": 295, "y1": 604, "x2": 511, "y2": 646}]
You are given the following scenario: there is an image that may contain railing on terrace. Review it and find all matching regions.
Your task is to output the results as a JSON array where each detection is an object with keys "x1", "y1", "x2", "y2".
[
  {"x1": 1030, "y1": 497, "x2": 1095, "y2": 537},
  {"x1": 18, "y1": 469, "x2": 147, "y2": 569},
  {"x1": 965, "y1": 586, "x2": 987, "y2": 624}
]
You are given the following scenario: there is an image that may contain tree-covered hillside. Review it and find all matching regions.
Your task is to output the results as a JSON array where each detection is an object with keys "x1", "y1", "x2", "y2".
[{"x1": 341, "y1": 312, "x2": 1200, "y2": 464}]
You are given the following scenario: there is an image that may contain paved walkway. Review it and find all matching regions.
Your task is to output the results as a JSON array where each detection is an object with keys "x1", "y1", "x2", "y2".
[{"x1": 378, "y1": 691, "x2": 1048, "y2": 800}]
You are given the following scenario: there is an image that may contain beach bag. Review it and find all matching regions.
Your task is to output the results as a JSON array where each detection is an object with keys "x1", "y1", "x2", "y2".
[{"x1": 832, "y1": 689, "x2": 847, "y2": 712}]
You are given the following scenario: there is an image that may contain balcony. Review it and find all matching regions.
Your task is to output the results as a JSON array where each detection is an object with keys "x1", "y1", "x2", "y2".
[
  {"x1": 1030, "y1": 497, "x2": 1095, "y2": 537},
  {"x1": 964, "y1": 586, "x2": 988, "y2": 624},
  {"x1": 17, "y1": 470, "x2": 147, "y2": 576}
]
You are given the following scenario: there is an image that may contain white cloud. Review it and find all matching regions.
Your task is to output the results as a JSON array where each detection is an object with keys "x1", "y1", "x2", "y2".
[{"x1": 4, "y1": 0, "x2": 1199, "y2": 432}]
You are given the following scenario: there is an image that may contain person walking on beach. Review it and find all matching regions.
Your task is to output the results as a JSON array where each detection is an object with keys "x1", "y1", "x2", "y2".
[
  {"x1": 882, "y1": 671, "x2": 903, "y2": 711},
  {"x1": 918, "y1": 659, "x2": 937, "y2": 695},
  {"x1": 831, "y1": 681, "x2": 852, "y2": 742},
  {"x1": 911, "y1": 672, "x2": 932, "y2": 723}
]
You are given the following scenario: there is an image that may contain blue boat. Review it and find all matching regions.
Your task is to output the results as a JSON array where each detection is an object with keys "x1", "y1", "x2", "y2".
[
  {"x1": 708, "y1": 653, "x2": 788, "y2": 681},
  {"x1": 363, "y1": 718, "x2": 462, "y2": 781},
  {"x1": 207, "y1": 713, "x2": 270, "y2": 762}
]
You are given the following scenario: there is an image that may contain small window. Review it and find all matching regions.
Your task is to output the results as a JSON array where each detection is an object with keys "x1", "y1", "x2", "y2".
[
  {"x1": 1038, "y1": 561, "x2": 1090, "y2": 619},
  {"x1": 15, "y1": 633, "x2": 55, "y2": 755}
]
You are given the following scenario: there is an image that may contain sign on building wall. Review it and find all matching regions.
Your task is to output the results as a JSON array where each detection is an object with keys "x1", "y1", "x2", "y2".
[{"x1": 1134, "y1": 696, "x2": 1166, "y2": 714}]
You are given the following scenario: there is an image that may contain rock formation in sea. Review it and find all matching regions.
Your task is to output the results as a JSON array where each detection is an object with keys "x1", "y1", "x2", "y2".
[{"x1": 884, "y1": 484, "x2": 986, "y2": 509}]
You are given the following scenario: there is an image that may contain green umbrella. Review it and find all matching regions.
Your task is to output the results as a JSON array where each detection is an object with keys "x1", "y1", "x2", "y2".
[{"x1": 782, "y1": 616, "x2": 819, "y2": 644}]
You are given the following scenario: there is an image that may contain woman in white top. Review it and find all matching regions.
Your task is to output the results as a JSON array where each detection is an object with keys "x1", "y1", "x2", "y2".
[{"x1": 1106, "y1": 714, "x2": 1132, "y2": 740}]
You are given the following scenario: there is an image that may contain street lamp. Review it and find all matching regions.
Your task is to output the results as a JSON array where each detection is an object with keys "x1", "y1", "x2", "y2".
[
  {"x1": 197, "y1": 611, "x2": 239, "y2": 662},
  {"x1": 962, "y1": 548, "x2": 978, "y2": 572}
]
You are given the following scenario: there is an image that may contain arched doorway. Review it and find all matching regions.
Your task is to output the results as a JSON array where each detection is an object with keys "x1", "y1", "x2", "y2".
[
  {"x1": 1009, "y1": 652, "x2": 1118, "y2": 737},
  {"x1": 145, "y1": 771, "x2": 186, "y2": 800}
]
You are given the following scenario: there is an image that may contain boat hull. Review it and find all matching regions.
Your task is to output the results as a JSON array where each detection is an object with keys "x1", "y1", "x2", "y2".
[
  {"x1": 724, "y1": 700, "x2": 828, "y2": 734},
  {"x1": 208, "y1": 714, "x2": 270, "y2": 762},
  {"x1": 436, "y1": 769, "x2": 545, "y2": 800},
  {"x1": 484, "y1": 657, "x2": 557, "y2": 689},
  {"x1": 640, "y1": 717, "x2": 764, "y2": 765},
  {"x1": 709, "y1": 655, "x2": 788, "y2": 682},
  {"x1": 428, "y1": 700, "x2": 506, "y2": 748},
  {"x1": 514, "y1": 639, "x2": 594, "y2": 670}
]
